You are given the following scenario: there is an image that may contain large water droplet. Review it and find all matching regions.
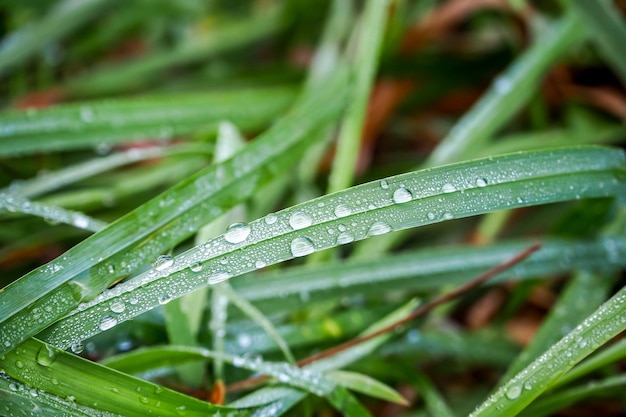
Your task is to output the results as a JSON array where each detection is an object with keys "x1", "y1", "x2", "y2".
[
  {"x1": 208, "y1": 271, "x2": 232, "y2": 285},
  {"x1": 505, "y1": 385, "x2": 522, "y2": 400},
  {"x1": 264, "y1": 213, "x2": 277, "y2": 225},
  {"x1": 290, "y1": 237, "x2": 315, "y2": 257},
  {"x1": 392, "y1": 187, "x2": 412, "y2": 204},
  {"x1": 255, "y1": 260, "x2": 267, "y2": 269},
  {"x1": 189, "y1": 262, "x2": 202, "y2": 273},
  {"x1": 441, "y1": 183, "x2": 456, "y2": 193},
  {"x1": 36, "y1": 345, "x2": 58, "y2": 367},
  {"x1": 289, "y1": 211, "x2": 312, "y2": 230},
  {"x1": 100, "y1": 315, "x2": 118, "y2": 331},
  {"x1": 380, "y1": 179, "x2": 389, "y2": 189},
  {"x1": 70, "y1": 342, "x2": 84, "y2": 354},
  {"x1": 367, "y1": 221, "x2": 391, "y2": 236},
  {"x1": 153, "y1": 255, "x2": 174, "y2": 271},
  {"x1": 476, "y1": 178, "x2": 488, "y2": 187},
  {"x1": 334, "y1": 204, "x2": 351, "y2": 218},
  {"x1": 158, "y1": 294, "x2": 172, "y2": 305},
  {"x1": 110, "y1": 300, "x2": 125, "y2": 313},
  {"x1": 224, "y1": 223, "x2": 251, "y2": 244},
  {"x1": 336, "y1": 232, "x2": 354, "y2": 245}
]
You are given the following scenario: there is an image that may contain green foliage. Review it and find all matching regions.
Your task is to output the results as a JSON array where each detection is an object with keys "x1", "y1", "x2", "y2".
[{"x1": 1, "y1": 1, "x2": 626, "y2": 416}]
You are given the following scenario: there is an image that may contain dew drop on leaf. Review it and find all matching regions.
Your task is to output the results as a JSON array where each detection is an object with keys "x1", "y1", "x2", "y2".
[
  {"x1": 71, "y1": 342, "x2": 84, "y2": 354},
  {"x1": 110, "y1": 300, "x2": 125, "y2": 313},
  {"x1": 189, "y1": 262, "x2": 202, "y2": 273},
  {"x1": 264, "y1": 213, "x2": 277, "y2": 225},
  {"x1": 153, "y1": 255, "x2": 174, "y2": 271},
  {"x1": 289, "y1": 211, "x2": 312, "y2": 230},
  {"x1": 441, "y1": 183, "x2": 456, "y2": 193},
  {"x1": 392, "y1": 187, "x2": 412, "y2": 204},
  {"x1": 476, "y1": 178, "x2": 488, "y2": 187},
  {"x1": 224, "y1": 223, "x2": 251, "y2": 244},
  {"x1": 336, "y1": 232, "x2": 354, "y2": 245},
  {"x1": 36, "y1": 345, "x2": 58, "y2": 367},
  {"x1": 208, "y1": 271, "x2": 232, "y2": 285},
  {"x1": 367, "y1": 221, "x2": 391, "y2": 236},
  {"x1": 158, "y1": 294, "x2": 172, "y2": 305},
  {"x1": 380, "y1": 179, "x2": 389, "y2": 189},
  {"x1": 99, "y1": 315, "x2": 118, "y2": 331},
  {"x1": 255, "y1": 260, "x2": 267, "y2": 269},
  {"x1": 505, "y1": 385, "x2": 522, "y2": 400},
  {"x1": 290, "y1": 237, "x2": 315, "y2": 257},
  {"x1": 334, "y1": 204, "x2": 351, "y2": 218},
  {"x1": 427, "y1": 212, "x2": 436, "y2": 220}
]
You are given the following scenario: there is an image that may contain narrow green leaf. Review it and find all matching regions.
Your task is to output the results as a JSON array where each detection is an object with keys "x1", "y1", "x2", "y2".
[
  {"x1": 327, "y1": 370, "x2": 408, "y2": 405},
  {"x1": 0, "y1": 86, "x2": 295, "y2": 155},
  {"x1": 412, "y1": 372, "x2": 456, "y2": 417},
  {"x1": 37, "y1": 147, "x2": 626, "y2": 350},
  {"x1": 470, "y1": 282, "x2": 626, "y2": 417}
]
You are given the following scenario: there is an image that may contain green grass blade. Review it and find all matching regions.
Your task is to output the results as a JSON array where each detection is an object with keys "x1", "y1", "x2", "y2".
[
  {"x1": 426, "y1": 11, "x2": 585, "y2": 166},
  {"x1": 0, "y1": 339, "x2": 246, "y2": 417},
  {"x1": 0, "y1": 86, "x2": 295, "y2": 155},
  {"x1": 0, "y1": 70, "x2": 349, "y2": 355},
  {"x1": 0, "y1": 0, "x2": 109, "y2": 77},
  {"x1": 571, "y1": 0, "x2": 626, "y2": 86},
  {"x1": 327, "y1": 370, "x2": 408, "y2": 405},
  {"x1": 0, "y1": 193, "x2": 107, "y2": 232},
  {"x1": 37, "y1": 146, "x2": 626, "y2": 350},
  {"x1": 469, "y1": 281, "x2": 626, "y2": 417},
  {"x1": 65, "y1": 8, "x2": 284, "y2": 97},
  {"x1": 501, "y1": 270, "x2": 612, "y2": 381},
  {"x1": 327, "y1": 0, "x2": 388, "y2": 193},
  {"x1": 412, "y1": 372, "x2": 456, "y2": 417}
]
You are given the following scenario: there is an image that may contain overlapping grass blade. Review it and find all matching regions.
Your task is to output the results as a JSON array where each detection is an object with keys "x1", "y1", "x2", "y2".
[
  {"x1": 36, "y1": 146, "x2": 626, "y2": 350},
  {"x1": 0, "y1": 86, "x2": 295, "y2": 155},
  {"x1": 470, "y1": 279, "x2": 626, "y2": 417},
  {"x1": 0, "y1": 338, "x2": 246, "y2": 417},
  {"x1": 0, "y1": 70, "x2": 349, "y2": 355}
]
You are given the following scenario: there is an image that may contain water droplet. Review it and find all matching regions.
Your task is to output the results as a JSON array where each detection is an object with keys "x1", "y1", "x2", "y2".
[
  {"x1": 290, "y1": 237, "x2": 315, "y2": 257},
  {"x1": 441, "y1": 183, "x2": 456, "y2": 193},
  {"x1": 238, "y1": 334, "x2": 252, "y2": 348},
  {"x1": 71, "y1": 342, "x2": 84, "y2": 354},
  {"x1": 15, "y1": 360, "x2": 23, "y2": 369},
  {"x1": 189, "y1": 262, "x2": 202, "y2": 273},
  {"x1": 427, "y1": 212, "x2": 436, "y2": 220},
  {"x1": 106, "y1": 264, "x2": 115, "y2": 274},
  {"x1": 224, "y1": 223, "x2": 251, "y2": 244},
  {"x1": 129, "y1": 296, "x2": 138, "y2": 305},
  {"x1": 153, "y1": 255, "x2": 174, "y2": 271},
  {"x1": 442, "y1": 212, "x2": 453, "y2": 220},
  {"x1": 140, "y1": 396, "x2": 149, "y2": 404},
  {"x1": 80, "y1": 106, "x2": 94, "y2": 123},
  {"x1": 95, "y1": 142, "x2": 112, "y2": 155},
  {"x1": 505, "y1": 385, "x2": 522, "y2": 400},
  {"x1": 36, "y1": 345, "x2": 58, "y2": 367},
  {"x1": 100, "y1": 315, "x2": 118, "y2": 331},
  {"x1": 334, "y1": 204, "x2": 351, "y2": 218},
  {"x1": 476, "y1": 178, "x2": 488, "y2": 187},
  {"x1": 336, "y1": 232, "x2": 354, "y2": 245},
  {"x1": 158, "y1": 294, "x2": 172, "y2": 305},
  {"x1": 392, "y1": 187, "x2": 412, "y2": 204},
  {"x1": 255, "y1": 260, "x2": 267, "y2": 269},
  {"x1": 380, "y1": 179, "x2": 389, "y2": 189},
  {"x1": 289, "y1": 211, "x2": 312, "y2": 230},
  {"x1": 367, "y1": 221, "x2": 391, "y2": 236},
  {"x1": 208, "y1": 271, "x2": 232, "y2": 285},
  {"x1": 523, "y1": 381, "x2": 532, "y2": 390},
  {"x1": 264, "y1": 213, "x2": 277, "y2": 225},
  {"x1": 110, "y1": 300, "x2": 125, "y2": 313}
]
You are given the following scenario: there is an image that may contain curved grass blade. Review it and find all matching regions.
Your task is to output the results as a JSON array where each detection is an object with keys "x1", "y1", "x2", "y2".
[
  {"x1": 0, "y1": 339, "x2": 246, "y2": 417},
  {"x1": 0, "y1": 70, "x2": 349, "y2": 355},
  {"x1": 412, "y1": 372, "x2": 455, "y2": 417},
  {"x1": 469, "y1": 280, "x2": 626, "y2": 417},
  {"x1": 0, "y1": 86, "x2": 295, "y2": 155},
  {"x1": 37, "y1": 146, "x2": 626, "y2": 350},
  {"x1": 326, "y1": 370, "x2": 408, "y2": 405},
  {"x1": 0, "y1": 0, "x2": 109, "y2": 77}
]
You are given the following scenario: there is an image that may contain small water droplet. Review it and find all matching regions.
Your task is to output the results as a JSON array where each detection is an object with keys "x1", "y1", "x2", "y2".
[
  {"x1": 15, "y1": 360, "x2": 23, "y2": 369},
  {"x1": 208, "y1": 271, "x2": 232, "y2": 285},
  {"x1": 441, "y1": 183, "x2": 456, "y2": 193},
  {"x1": 476, "y1": 178, "x2": 488, "y2": 187},
  {"x1": 427, "y1": 212, "x2": 436, "y2": 220},
  {"x1": 71, "y1": 342, "x2": 84, "y2": 354},
  {"x1": 140, "y1": 396, "x2": 149, "y2": 404},
  {"x1": 110, "y1": 300, "x2": 125, "y2": 313},
  {"x1": 289, "y1": 211, "x2": 312, "y2": 230},
  {"x1": 264, "y1": 213, "x2": 277, "y2": 225},
  {"x1": 158, "y1": 294, "x2": 172, "y2": 305},
  {"x1": 367, "y1": 221, "x2": 391, "y2": 236},
  {"x1": 523, "y1": 381, "x2": 532, "y2": 390},
  {"x1": 336, "y1": 232, "x2": 354, "y2": 245},
  {"x1": 505, "y1": 385, "x2": 522, "y2": 400},
  {"x1": 392, "y1": 187, "x2": 412, "y2": 204},
  {"x1": 100, "y1": 315, "x2": 118, "y2": 331},
  {"x1": 106, "y1": 264, "x2": 115, "y2": 274},
  {"x1": 129, "y1": 296, "x2": 138, "y2": 305},
  {"x1": 441, "y1": 212, "x2": 453, "y2": 220},
  {"x1": 380, "y1": 179, "x2": 389, "y2": 189},
  {"x1": 334, "y1": 204, "x2": 351, "y2": 218},
  {"x1": 189, "y1": 262, "x2": 202, "y2": 273},
  {"x1": 238, "y1": 334, "x2": 252, "y2": 348},
  {"x1": 255, "y1": 260, "x2": 267, "y2": 269},
  {"x1": 80, "y1": 106, "x2": 94, "y2": 123},
  {"x1": 224, "y1": 223, "x2": 251, "y2": 244},
  {"x1": 290, "y1": 237, "x2": 315, "y2": 257},
  {"x1": 153, "y1": 255, "x2": 174, "y2": 271},
  {"x1": 36, "y1": 345, "x2": 58, "y2": 367}
]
